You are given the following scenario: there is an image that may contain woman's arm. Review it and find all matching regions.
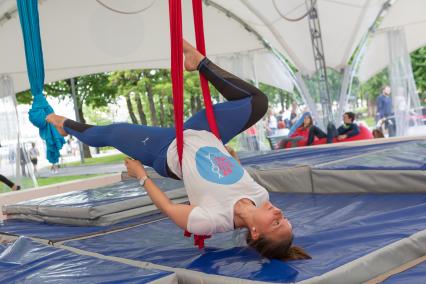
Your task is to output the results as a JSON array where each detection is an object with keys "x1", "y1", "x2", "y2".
[{"x1": 124, "y1": 158, "x2": 194, "y2": 230}]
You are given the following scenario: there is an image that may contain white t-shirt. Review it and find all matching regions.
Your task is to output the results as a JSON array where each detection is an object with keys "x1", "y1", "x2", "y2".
[
  {"x1": 167, "y1": 130, "x2": 269, "y2": 235},
  {"x1": 268, "y1": 115, "x2": 278, "y2": 129}
]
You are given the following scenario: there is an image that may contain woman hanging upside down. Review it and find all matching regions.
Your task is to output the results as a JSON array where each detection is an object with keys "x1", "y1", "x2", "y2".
[{"x1": 46, "y1": 40, "x2": 310, "y2": 261}]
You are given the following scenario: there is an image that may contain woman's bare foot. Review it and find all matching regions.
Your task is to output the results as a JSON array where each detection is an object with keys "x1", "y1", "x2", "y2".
[
  {"x1": 183, "y1": 39, "x2": 205, "y2": 71},
  {"x1": 46, "y1": 113, "x2": 68, "y2": 136},
  {"x1": 11, "y1": 184, "x2": 21, "y2": 191}
]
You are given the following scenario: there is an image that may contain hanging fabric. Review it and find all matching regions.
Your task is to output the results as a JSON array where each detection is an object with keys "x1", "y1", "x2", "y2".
[
  {"x1": 168, "y1": 0, "x2": 184, "y2": 165},
  {"x1": 16, "y1": 0, "x2": 65, "y2": 164},
  {"x1": 192, "y1": 0, "x2": 220, "y2": 140},
  {"x1": 169, "y1": 0, "x2": 221, "y2": 249}
]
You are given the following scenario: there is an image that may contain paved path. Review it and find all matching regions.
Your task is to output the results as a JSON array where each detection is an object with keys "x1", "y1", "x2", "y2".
[{"x1": 37, "y1": 163, "x2": 126, "y2": 178}]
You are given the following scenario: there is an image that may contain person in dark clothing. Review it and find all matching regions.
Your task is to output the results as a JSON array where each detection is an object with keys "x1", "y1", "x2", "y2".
[
  {"x1": 376, "y1": 85, "x2": 396, "y2": 137},
  {"x1": 307, "y1": 112, "x2": 360, "y2": 145},
  {"x1": 376, "y1": 86, "x2": 392, "y2": 120},
  {"x1": 0, "y1": 174, "x2": 20, "y2": 191}
]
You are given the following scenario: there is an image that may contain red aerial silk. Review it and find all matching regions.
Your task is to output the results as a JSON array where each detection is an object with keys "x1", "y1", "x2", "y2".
[
  {"x1": 192, "y1": 0, "x2": 221, "y2": 140},
  {"x1": 169, "y1": 0, "x2": 219, "y2": 249}
]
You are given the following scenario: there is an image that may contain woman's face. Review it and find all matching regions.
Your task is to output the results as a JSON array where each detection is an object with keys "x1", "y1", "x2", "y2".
[
  {"x1": 303, "y1": 115, "x2": 312, "y2": 127},
  {"x1": 252, "y1": 201, "x2": 293, "y2": 242}
]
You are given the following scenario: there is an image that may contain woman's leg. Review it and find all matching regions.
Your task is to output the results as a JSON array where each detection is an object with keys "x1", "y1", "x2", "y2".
[
  {"x1": 307, "y1": 126, "x2": 327, "y2": 145},
  {"x1": 183, "y1": 41, "x2": 268, "y2": 144},
  {"x1": 0, "y1": 174, "x2": 14, "y2": 188},
  {"x1": 47, "y1": 115, "x2": 175, "y2": 177}
]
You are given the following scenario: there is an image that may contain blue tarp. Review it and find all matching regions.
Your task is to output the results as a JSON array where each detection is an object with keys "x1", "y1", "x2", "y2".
[
  {"x1": 15, "y1": 179, "x2": 183, "y2": 208},
  {"x1": 0, "y1": 237, "x2": 172, "y2": 283},
  {"x1": 383, "y1": 261, "x2": 426, "y2": 283},
  {"x1": 0, "y1": 212, "x2": 164, "y2": 242},
  {"x1": 240, "y1": 140, "x2": 426, "y2": 171},
  {"x1": 63, "y1": 192, "x2": 426, "y2": 283}
]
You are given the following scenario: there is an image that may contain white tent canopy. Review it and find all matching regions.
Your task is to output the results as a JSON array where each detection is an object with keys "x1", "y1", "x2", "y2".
[
  {"x1": 0, "y1": 0, "x2": 392, "y2": 94},
  {"x1": 358, "y1": 0, "x2": 426, "y2": 82},
  {"x1": 0, "y1": 0, "x2": 294, "y2": 93},
  {"x1": 209, "y1": 0, "x2": 389, "y2": 75}
]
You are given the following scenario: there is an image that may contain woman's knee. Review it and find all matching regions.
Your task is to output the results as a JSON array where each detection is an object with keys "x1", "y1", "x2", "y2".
[{"x1": 250, "y1": 90, "x2": 269, "y2": 120}]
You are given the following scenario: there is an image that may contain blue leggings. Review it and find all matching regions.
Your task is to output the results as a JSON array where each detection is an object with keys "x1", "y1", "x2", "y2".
[{"x1": 64, "y1": 58, "x2": 268, "y2": 178}]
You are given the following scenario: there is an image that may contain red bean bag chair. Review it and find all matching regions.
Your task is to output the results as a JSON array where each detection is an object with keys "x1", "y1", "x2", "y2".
[
  {"x1": 280, "y1": 124, "x2": 373, "y2": 148},
  {"x1": 280, "y1": 127, "x2": 322, "y2": 148},
  {"x1": 313, "y1": 124, "x2": 373, "y2": 145}
]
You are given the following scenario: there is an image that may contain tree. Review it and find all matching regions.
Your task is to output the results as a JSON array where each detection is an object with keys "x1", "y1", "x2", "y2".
[
  {"x1": 411, "y1": 46, "x2": 426, "y2": 106},
  {"x1": 109, "y1": 70, "x2": 146, "y2": 124},
  {"x1": 17, "y1": 73, "x2": 117, "y2": 158}
]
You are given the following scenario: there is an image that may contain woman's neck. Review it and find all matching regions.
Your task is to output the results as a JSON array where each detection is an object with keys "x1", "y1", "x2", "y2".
[{"x1": 233, "y1": 198, "x2": 256, "y2": 229}]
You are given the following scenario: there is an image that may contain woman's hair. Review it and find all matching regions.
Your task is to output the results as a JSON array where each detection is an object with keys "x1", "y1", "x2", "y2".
[
  {"x1": 300, "y1": 114, "x2": 313, "y2": 129},
  {"x1": 246, "y1": 233, "x2": 311, "y2": 261},
  {"x1": 372, "y1": 128, "x2": 384, "y2": 138}
]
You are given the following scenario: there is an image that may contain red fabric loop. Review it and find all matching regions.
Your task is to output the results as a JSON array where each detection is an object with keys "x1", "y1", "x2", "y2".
[
  {"x1": 170, "y1": 0, "x2": 219, "y2": 250},
  {"x1": 184, "y1": 230, "x2": 211, "y2": 249},
  {"x1": 169, "y1": 0, "x2": 184, "y2": 165},
  {"x1": 192, "y1": 0, "x2": 221, "y2": 140}
]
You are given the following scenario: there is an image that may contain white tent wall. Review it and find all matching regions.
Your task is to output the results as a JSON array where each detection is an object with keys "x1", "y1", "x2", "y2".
[
  {"x1": 0, "y1": 76, "x2": 20, "y2": 184},
  {"x1": 388, "y1": 28, "x2": 422, "y2": 136},
  {"x1": 358, "y1": 0, "x2": 426, "y2": 81},
  {"x1": 0, "y1": 75, "x2": 38, "y2": 189}
]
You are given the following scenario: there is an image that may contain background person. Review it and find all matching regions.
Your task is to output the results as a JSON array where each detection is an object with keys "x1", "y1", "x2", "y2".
[
  {"x1": 307, "y1": 112, "x2": 360, "y2": 145},
  {"x1": 29, "y1": 142, "x2": 39, "y2": 176}
]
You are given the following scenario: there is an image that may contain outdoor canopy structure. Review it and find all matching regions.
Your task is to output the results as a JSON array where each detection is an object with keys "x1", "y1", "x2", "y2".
[
  {"x1": 0, "y1": 0, "x2": 424, "y2": 128},
  {"x1": 0, "y1": 0, "x2": 401, "y2": 97},
  {"x1": 1, "y1": 1, "x2": 426, "y2": 282}
]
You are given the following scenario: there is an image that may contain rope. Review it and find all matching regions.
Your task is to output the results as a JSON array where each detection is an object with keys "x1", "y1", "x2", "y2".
[
  {"x1": 95, "y1": 0, "x2": 156, "y2": 15},
  {"x1": 272, "y1": 0, "x2": 317, "y2": 22}
]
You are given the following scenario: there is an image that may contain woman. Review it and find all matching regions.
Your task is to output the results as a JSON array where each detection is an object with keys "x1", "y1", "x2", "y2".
[
  {"x1": 46, "y1": 40, "x2": 310, "y2": 261},
  {"x1": 0, "y1": 174, "x2": 20, "y2": 191},
  {"x1": 280, "y1": 113, "x2": 313, "y2": 148}
]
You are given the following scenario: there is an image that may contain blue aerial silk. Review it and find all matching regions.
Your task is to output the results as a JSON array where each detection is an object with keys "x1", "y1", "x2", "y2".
[{"x1": 16, "y1": 0, "x2": 64, "y2": 163}]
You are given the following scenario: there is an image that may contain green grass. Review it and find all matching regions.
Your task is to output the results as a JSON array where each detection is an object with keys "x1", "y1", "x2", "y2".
[
  {"x1": 0, "y1": 174, "x2": 101, "y2": 193},
  {"x1": 363, "y1": 116, "x2": 376, "y2": 128},
  {"x1": 64, "y1": 153, "x2": 126, "y2": 167}
]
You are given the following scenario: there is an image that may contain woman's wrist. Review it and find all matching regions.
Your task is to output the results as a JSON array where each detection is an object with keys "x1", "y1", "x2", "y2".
[{"x1": 136, "y1": 170, "x2": 147, "y2": 180}]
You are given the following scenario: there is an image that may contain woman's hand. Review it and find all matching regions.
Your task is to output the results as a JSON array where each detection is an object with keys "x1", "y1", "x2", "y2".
[{"x1": 124, "y1": 158, "x2": 146, "y2": 179}]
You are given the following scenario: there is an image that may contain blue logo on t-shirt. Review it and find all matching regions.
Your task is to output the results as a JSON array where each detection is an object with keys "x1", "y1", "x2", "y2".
[{"x1": 195, "y1": 146, "x2": 243, "y2": 185}]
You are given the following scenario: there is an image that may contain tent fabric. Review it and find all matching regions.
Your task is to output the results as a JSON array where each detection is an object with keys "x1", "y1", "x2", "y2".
[
  {"x1": 358, "y1": 0, "x2": 426, "y2": 82},
  {"x1": 0, "y1": 237, "x2": 176, "y2": 284},
  {"x1": 61, "y1": 192, "x2": 426, "y2": 283},
  {"x1": 0, "y1": 0, "x2": 393, "y2": 93}
]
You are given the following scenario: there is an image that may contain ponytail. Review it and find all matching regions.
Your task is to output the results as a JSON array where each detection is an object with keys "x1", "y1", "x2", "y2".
[
  {"x1": 283, "y1": 245, "x2": 311, "y2": 261},
  {"x1": 247, "y1": 233, "x2": 311, "y2": 261}
]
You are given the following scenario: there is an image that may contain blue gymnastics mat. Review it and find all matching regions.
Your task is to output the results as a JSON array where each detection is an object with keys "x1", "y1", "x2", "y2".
[
  {"x1": 0, "y1": 237, "x2": 174, "y2": 283},
  {"x1": 61, "y1": 192, "x2": 426, "y2": 283}
]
